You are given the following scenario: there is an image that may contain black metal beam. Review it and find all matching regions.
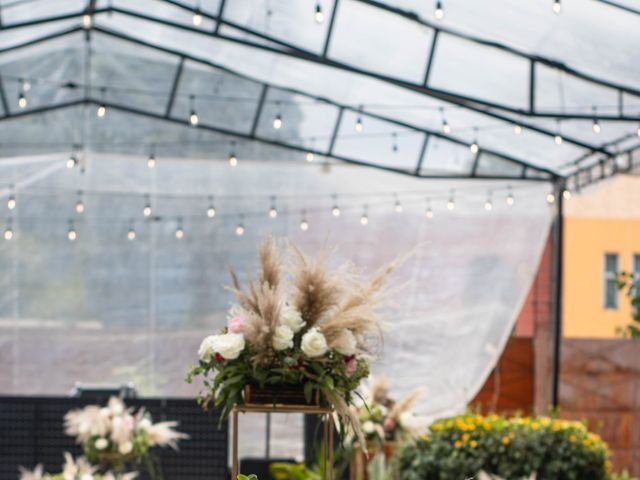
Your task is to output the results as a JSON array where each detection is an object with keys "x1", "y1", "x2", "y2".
[
  {"x1": 165, "y1": 57, "x2": 184, "y2": 118},
  {"x1": 213, "y1": 0, "x2": 226, "y2": 35},
  {"x1": 414, "y1": 134, "x2": 429, "y2": 175},
  {"x1": 0, "y1": 75, "x2": 10, "y2": 115},
  {"x1": 592, "y1": 0, "x2": 640, "y2": 16},
  {"x1": 326, "y1": 107, "x2": 344, "y2": 155},
  {"x1": 551, "y1": 177, "x2": 565, "y2": 410},
  {"x1": 422, "y1": 30, "x2": 439, "y2": 87},
  {"x1": 91, "y1": 26, "x2": 556, "y2": 177},
  {"x1": 321, "y1": 0, "x2": 340, "y2": 58},
  {"x1": 249, "y1": 84, "x2": 268, "y2": 137},
  {"x1": 529, "y1": 60, "x2": 535, "y2": 114},
  {"x1": 0, "y1": 25, "x2": 83, "y2": 55},
  {"x1": 470, "y1": 150, "x2": 482, "y2": 177}
]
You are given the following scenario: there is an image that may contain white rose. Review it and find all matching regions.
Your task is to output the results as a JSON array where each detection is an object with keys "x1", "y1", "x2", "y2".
[
  {"x1": 279, "y1": 304, "x2": 305, "y2": 333},
  {"x1": 198, "y1": 335, "x2": 218, "y2": 362},
  {"x1": 118, "y1": 441, "x2": 133, "y2": 455},
  {"x1": 332, "y1": 329, "x2": 357, "y2": 356},
  {"x1": 214, "y1": 333, "x2": 246, "y2": 360},
  {"x1": 301, "y1": 328, "x2": 328, "y2": 358},
  {"x1": 272, "y1": 325, "x2": 294, "y2": 351},
  {"x1": 94, "y1": 437, "x2": 109, "y2": 450},
  {"x1": 362, "y1": 421, "x2": 375, "y2": 434}
]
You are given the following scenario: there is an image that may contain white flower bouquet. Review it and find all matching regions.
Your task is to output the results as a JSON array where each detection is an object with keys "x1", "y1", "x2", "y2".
[
  {"x1": 19, "y1": 453, "x2": 137, "y2": 480},
  {"x1": 187, "y1": 238, "x2": 397, "y2": 441},
  {"x1": 63, "y1": 397, "x2": 187, "y2": 474}
]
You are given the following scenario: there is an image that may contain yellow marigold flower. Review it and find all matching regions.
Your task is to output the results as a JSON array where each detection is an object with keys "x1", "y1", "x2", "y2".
[
  {"x1": 541, "y1": 417, "x2": 551, "y2": 426},
  {"x1": 509, "y1": 431, "x2": 515, "y2": 438},
  {"x1": 483, "y1": 422, "x2": 491, "y2": 430},
  {"x1": 470, "y1": 440, "x2": 478, "y2": 448},
  {"x1": 454, "y1": 440, "x2": 462, "y2": 448},
  {"x1": 462, "y1": 433, "x2": 470, "y2": 442},
  {"x1": 501, "y1": 436, "x2": 510, "y2": 445},
  {"x1": 531, "y1": 422, "x2": 540, "y2": 430},
  {"x1": 569, "y1": 435, "x2": 577, "y2": 442}
]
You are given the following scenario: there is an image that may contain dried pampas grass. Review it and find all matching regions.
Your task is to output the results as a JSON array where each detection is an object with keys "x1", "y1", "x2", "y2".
[{"x1": 389, "y1": 387, "x2": 424, "y2": 421}]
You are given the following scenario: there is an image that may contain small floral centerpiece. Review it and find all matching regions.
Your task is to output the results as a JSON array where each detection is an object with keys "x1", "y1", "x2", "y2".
[
  {"x1": 19, "y1": 453, "x2": 137, "y2": 480},
  {"x1": 187, "y1": 238, "x2": 396, "y2": 440},
  {"x1": 63, "y1": 397, "x2": 187, "y2": 476},
  {"x1": 356, "y1": 376, "x2": 428, "y2": 447}
]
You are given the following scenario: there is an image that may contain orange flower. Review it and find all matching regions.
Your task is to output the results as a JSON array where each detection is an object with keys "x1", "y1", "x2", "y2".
[
  {"x1": 462, "y1": 433, "x2": 470, "y2": 442},
  {"x1": 470, "y1": 440, "x2": 478, "y2": 448},
  {"x1": 501, "y1": 436, "x2": 510, "y2": 445},
  {"x1": 454, "y1": 440, "x2": 462, "y2": 448}
]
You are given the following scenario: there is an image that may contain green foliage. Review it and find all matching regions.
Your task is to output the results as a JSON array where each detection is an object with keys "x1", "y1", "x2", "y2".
[
  {"x1": 616, "y1": 271, "x2": 640, "y2": 337},
  {"x1": 610, "y1": 472, "x2": 640, "y2": 480},
  {"x1": 398, "y1": 413, "x2": 611, "y2": 480},
  {"x1": 237, "y1": 475, "x2": 258, "y2": 480}
]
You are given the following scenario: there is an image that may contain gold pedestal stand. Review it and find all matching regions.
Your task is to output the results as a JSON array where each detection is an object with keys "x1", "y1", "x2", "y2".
[{"x1": 231, "y1": 392, "x2": 335, "y2": 480}]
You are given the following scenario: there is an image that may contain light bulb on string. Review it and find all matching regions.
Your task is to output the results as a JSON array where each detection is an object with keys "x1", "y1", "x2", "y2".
[
  {"x1": 552, "y1": 0, "x2": 561, "y2": 14},
  {"x1": 439, "y1": 107, "x2": 450, "y2": 134},
  {"x1": 189, "y1": 95, "x2": 199, "y2": 126},
  {"x1": 447, "y1": 189, "x2": 456, "y2": 211},
  {"x1": 207, "y1": 197, "x2": 216, "y2": 218},
  {"x1": 4, "y1": 225, "x2": 13, "y2": 241},
  {"x1": 554, "y1": 120, "x2": 563, "y2": 145},
  {"x1": 434, "y1": 0, "x2": 444, "y2": 20},
  {"x1": 143, "y1": 196, "x2": 152, "y2": 217},
  {"x1": 235, "y1": 221, "x2": 245, "y2": 236},
  {"x1": 513, "y1": 124, "x2": 523, "y2": 135},
  {"x1": 82, "y1": 12, "x2": 92, "y2": 28},
  {"x1": 547, "y1": 192, "x2": 556, "y2": 204},
  {"x1": 273, "y1": 111, "x2": 283, "y2": 130},
  {"x1": 300, "y1": 211, "x2": 309, "y2": 231},
  {"x1": 192, "y1": 9, "x2": 203, "y2": 26},
  {"x1": 18, "y1": 79, "x2": 27, "y2": 109},
  {"x1": 306, "y1": 151, "x2": 315, "y2": 162},
  {"x1": 67, "y1": 221, "x2": 77, "y2": 241},
  {"x1": 175, "y1": 220, "x2": 185, "y2": 239},
  {"x1": 470, "y1": 128, "x2": 479, "y2": 154},
  {"x1": 147, "y1": 152, "x2": 156, "y2": 169},
  {"x1": 563, "y1": 189, "x2": 572, "y2": 200},
  {"x1": 355, "y1": 110, "x2": 364, "y2": 133},
  {"x1": 75, "y1": 191, "x2": 85, "y2": 214},
  {"x1": 96, "y1": 87, "x2": 107, "y2": 117},
  {"x1": 591, "y1": 108, "x2": 601, "y2": 134},
  {"x1": 7, "y1": 194, "x2": 16, "y2": 210},
  {"x1": 393, "y1": 193, "x2": 403, "y2": 213},
  {"x1": 506, "y1": 186, "x2": 515, "y2": 206},
  {"x1": 360, "y1": 206, "x2": 369, "y2": 226},
  {"x1": 127, "y1": 226, "x2": 136, "y2": 241},
  {"x1": 331, "y1": 195, "x2": 340, "y2": 217},
  {"x1": 269, "y1": 197, "x2": 278, "y2": 218},
  {"x1": 228, "y1": 151, "x2": 238, "y2": 167},
  {"x1": 314, "y1": 3, "x2": 324, "y2": 23},
  {"x1": 67, "y1": 152, "x2": 78, "y2": 169},
  {"x1": 425, "y1": 198, "x2": 434, "y2": 219},
  {"x1": 484, "y1": 191, "x2": 493, "y2": 211}
]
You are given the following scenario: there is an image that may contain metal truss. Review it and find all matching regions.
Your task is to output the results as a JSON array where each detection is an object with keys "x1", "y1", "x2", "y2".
[{"x1": 0, "y1": 24, "x2": 558, "y2": 181}]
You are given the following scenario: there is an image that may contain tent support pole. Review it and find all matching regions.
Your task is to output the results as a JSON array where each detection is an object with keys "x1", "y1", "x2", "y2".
[{"x1": 551, "y1": 178, "x2": 565, "y2": 409}]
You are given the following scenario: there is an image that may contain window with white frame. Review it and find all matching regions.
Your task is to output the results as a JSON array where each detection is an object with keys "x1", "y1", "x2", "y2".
[{"x1": 604, "y1": 253, "x2": 619, "y2": 309}]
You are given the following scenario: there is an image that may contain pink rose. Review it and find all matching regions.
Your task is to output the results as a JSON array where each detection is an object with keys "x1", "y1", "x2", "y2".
[
  {"x1": 345, "y1": 355, "x2": 357, "y2": 377},
  {"x1": 228, "y1": 316, "x2": 245, "y2": 334},
  {"x1": 383, "y1": 417, "x2": 396, "y2": 431}
]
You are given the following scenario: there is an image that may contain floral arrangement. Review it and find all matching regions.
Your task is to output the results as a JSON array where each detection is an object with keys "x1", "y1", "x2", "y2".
[
  {"x1": 19, "y1": 453, "x2": 137, "y2": 480},
  {"x1": 63, "y1": 397, "x2": 187, "y2": 475},
  {"x1": 398, "y1": 413, "x2": 611, "y2": 480},
  {"x1": 187, "y1": 238, "x2": 396, "y2": 440},
  {"x1": 356, "y1": 376, "x2": 428, "y2": 446}
]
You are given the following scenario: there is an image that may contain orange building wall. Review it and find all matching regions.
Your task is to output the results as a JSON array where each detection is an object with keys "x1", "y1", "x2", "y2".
[{"x1": 563, "y1": 217, "x2": 640, "y2": 338}]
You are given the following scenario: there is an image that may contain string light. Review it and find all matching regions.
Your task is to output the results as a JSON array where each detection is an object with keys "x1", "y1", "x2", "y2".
[
  {"x1": 506, "y1": 186, "x2": 515, "y2": 206},
  {"x1": 96, "y1": 88, "x2": 107, "y2": 118},
  {"x1": 192, "y1": 9, "x2": 203, "y2": 26},
  {"x1": 228, "y1": 151, "x2": 238, "y2": 167},
  {"x1": 552, "y1": 0, "x2": 561, "y2": 14},
  {"x1": 66, "y1": 153, "x2": 78, "y2": 169},
  {"x1": 300, "y1": 210, "x2": 309, "y2": 231},
  {"x1": 175, "y1": 220, "x2": 185, "y2": 239},
  {"x1": 355, "y1": 109, "x2": 364, "y2": 133},
  {"x1": 440, "y1": 107, "x2": 450, "y2": 134},
  {"x1": 360, "y1": 205, "x2": 369, "y2": 226},
  {"x1": 207, "y1": 196, "x2": 216, "y2": 218},
  {"x1": 447, "y1": 189, "x2": 455, "y2": 210},
  {"x1": 235, "y1": 222, "x2": 245, "y2": 236},
  {"x1": 75, "y1": 191, "x2": 85, "y2": 214},
  {"x1": 331, "y1": 195, "x2": 340, "y2": 217},
  {"x1": 273, "y1": 111, "x2": 283, "y2": 130},
  {"x1": 306, "y1": 151, "x2": 315, "y2": 162},
  {"x1": 82, "y1": 12, "x2": 92, "y2": 28},
  {"x1": 147, "y1": 152, "x2": 156, "y2": 169},
  {"x1": 470, "y1": 127, "x2": 479, "y2": 154},
  {"x1": 391, "y1": 132, "x2": 398, "y2": 153},
  {"x1": 189, "y1": 95, "x2": 199, "y2": 126},
  {"x1": 269, "y1": 196, "x2": 278, "y2": 218},
  {"x1": 554, "y1": 120, "x2": 563, "y2": 145},
  {"x1": 67, "y1": 221, "x2": 77, "y2": 241},
  {"x1": 127, "y1": 226, "x2": 136, "y2": 241},
  {"x1": 394, "y1": 193, "x2": 403, "y2": 213},
  {"x1": 143, "y1": 196, "x2": 152, "y2": 217},
  {"x1": 546, "y1": 192, "x2": 556, "y2": 204},
  {"x1": 425, "y1": 198, "x2": 434, "y2": 219},
  {"x1": 591, "y1": 107, "x2": 601, "y2": 134},
  {"x1": 314, "y1": 3, "x2": 324, "y2": 23},
  {"x1": 434, "y1": 0, "x2": 444, "y2": 20},
  {"x1": 563, "y1": 189, "x2": 572, "y2": 200},
  {"x1": 7, "y1": 194, "x2": 16, "y2": 210},
  {"x1": 4, "y1": 223, "x2": 13, "y2": 241},
  {"x1": 484, "y1": 191, "x2": 493, "y2": 211},
  {"x1": 513, "y1": 124, "x2": 523, "y2": 135}
]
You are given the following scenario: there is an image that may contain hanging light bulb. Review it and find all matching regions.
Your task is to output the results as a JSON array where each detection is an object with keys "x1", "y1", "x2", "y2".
[
  {"x1": 127, "y1": 227, "x2": 136, "y2": 241},
  {"x1": 425, "y1": 198, "x2": 434, "y2": 219},
  {"x1": 563, "y1": 189, "x2": 572, "y2": 200},
  {"x1": 82, "y1": 13, "x2": 92, "y2": 28},
  {"x1": 143, "y1": 197, "x2": 152, "y2": 218},
  {"x1": 441, "y1": 118, "x2": 450, "y2": 134},
  {"x1": 235, "y1": 223, "x2": 245, "y2": 236},
  {"x1": 394, "y1": 194, "x2": 403, "y2": 213},
  {"x1": 546, "y1": 192, "x2": 556, "y2": 204},
  {"x1": 513, "y1": 124, "x2": 523, "y2": 135},
  {"x1": 147, "y1": 153, "x2": 156, "y2": 169},
  {"x1": 273, "y1": 112, "x2": 283, "y2": 130},
  {"x1": 360, "y1": 206, "x2": 369, "y2": 226},
  {"x1": 592, "y1": 119, "x2": 601, "y2": 134},
  {"x1": 269, "y1": 197, "x2": 278, "y2": 218},
  {"x1": 506, "y1": 187, "x2": 515, "y2": 206},
  {"x1": 175, "y1": 221, "x2": 185, "y2": 239},
  {"x1": 434, "y1": 0, "x2": 444, "y2": 20},
  {"x1": 314, "y1": 3, "x2": 324, "y2": 23},
  {"x1": 228, "y1": 151, "x2": 238, "y2": 167},
  {"x1": 188, "y1": 95, "x2": 199, "y2": 126},
  {"x1": 306, "y1": 151, "x2": 315, "y2": 162},
  {"x1": 554, "y1": 134, "x2": 563, "y2": 145},
  {"x1": 447, "y1": 190, "x2": 455, "y2": 211},
  {"x1": 7, "y1": 195, "x2": 16, "y2": 210},
  {"x1": 66, "y1": 154, "x2": 78, "y2": 169},
  {"x1": 75, "y1": 192, "x2": 85, "y2": 214},
  {"x1": 355, "y1": 116, "x2": 363, "y2": 133},
  {"x1": 331, "y1": 196, "x2": 340, "y2": 217},
  {"x1": 552, "y1": 0, "x2": 561, "y2": 14},
  {"x1": 207, "y1": 197, "x2": 216, "y2": 218},
  {"x1": 300, "y1": 211, "x2": 309, "y2": 231},
  {"x1": 192, "y1": 9, "x2": 203, "y2": 26},
  {"x1": 484, "y1": 191, "x2": 493, "y2": 211},
  {"x1": 67, "y1": 222, "x2": 77, "y2": 241},
  {"x1": 97, "y1": 103, "x2": 106, "y2": 118},
  {"x1": 18, "y1": 92, "x2": 27, "y2": 109},
  {"x1": 4, "y1": 225, "x2": 13, "y2": 241}
]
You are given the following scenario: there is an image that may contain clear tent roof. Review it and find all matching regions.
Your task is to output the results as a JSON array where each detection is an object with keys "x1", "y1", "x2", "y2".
[{"x1": 0, "y1": 0, "x2": 638, "y2": 185}]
